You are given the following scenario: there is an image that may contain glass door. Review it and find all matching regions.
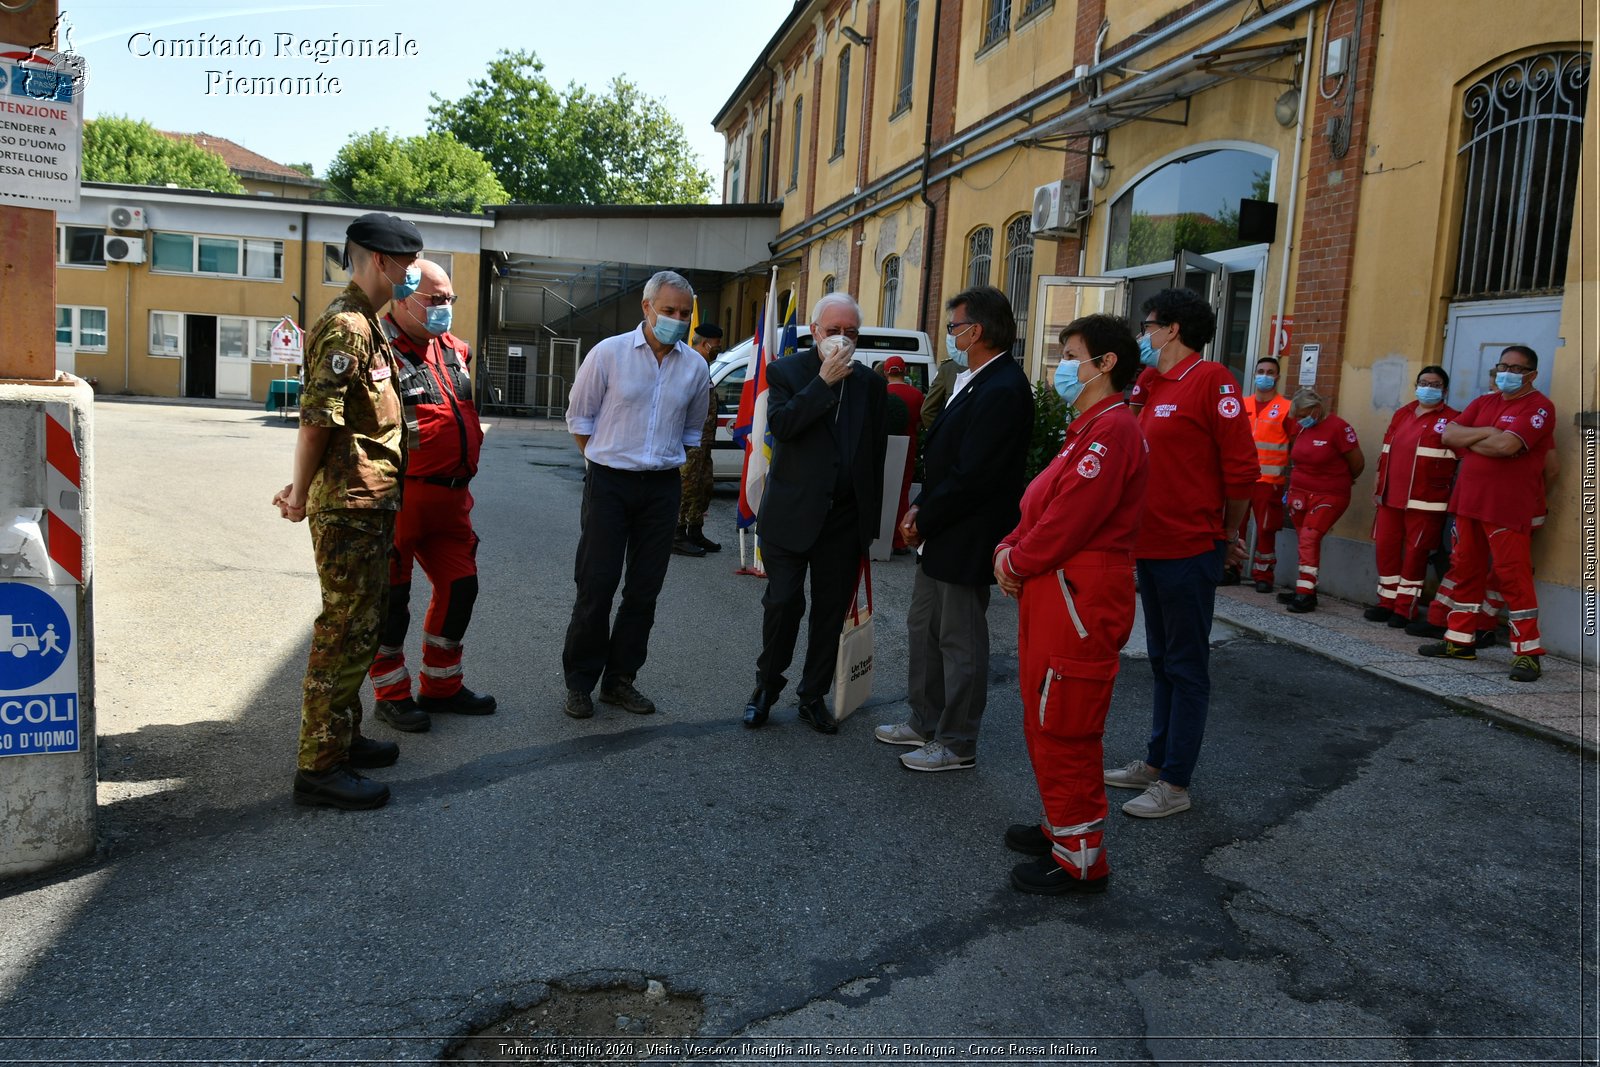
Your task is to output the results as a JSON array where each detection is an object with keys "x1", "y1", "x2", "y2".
[{"x1": 1029, "y1": 275, "x2": 1129, "y2": 382}]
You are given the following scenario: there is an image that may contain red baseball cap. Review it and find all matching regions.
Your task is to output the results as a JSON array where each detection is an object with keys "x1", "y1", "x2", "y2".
[{"x1": 882, "y1": 356, "x2": 907, "y2": 375}]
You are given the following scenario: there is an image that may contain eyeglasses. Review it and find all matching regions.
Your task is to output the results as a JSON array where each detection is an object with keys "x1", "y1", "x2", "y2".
[
  {"x1": 945, "y1": 321, "x2": 976, "y2": 334},
  {"x1": 1491, "y1": 362, "x2": 1531, "y2": 374},
  {"x1": 818, "y1": 326, "x2": 860, "y2": 339},
  {"x1": 1139, "y1": 319, "x2": 1166, "y2": 333},
  {"x1": 416, "y1": 293, "x2": 457, "y2": 307}
]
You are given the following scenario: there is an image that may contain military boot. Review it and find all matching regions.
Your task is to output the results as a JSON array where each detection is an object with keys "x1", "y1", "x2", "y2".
[
  {"x1": 671, "y1": 524, "x2": 706, "y2": 557},
  {"x1": 689, "y1": 525, "x2": 722, "y2": 552}
]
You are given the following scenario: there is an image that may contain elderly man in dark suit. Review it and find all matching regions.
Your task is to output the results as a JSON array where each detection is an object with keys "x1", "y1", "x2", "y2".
[
  {"x1": 878, "y1": 286, "x2": 1034, "y2": 771},
  {"x1": 744, "y1": 292, "x2": 888, "y2": 733}
]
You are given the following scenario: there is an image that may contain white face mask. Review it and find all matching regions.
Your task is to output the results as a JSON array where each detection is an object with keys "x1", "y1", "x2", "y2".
[{"x1": 817, "y1": 334, "x2": 855, "y2": 361}]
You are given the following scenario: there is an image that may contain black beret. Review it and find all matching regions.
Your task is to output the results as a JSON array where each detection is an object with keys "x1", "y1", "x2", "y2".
[
  {"x1": 694, "y1": 322, "x2": 724, "y2": 339},
  {"x1": 346, "y1": 212, "x2": 423, "y2": 256}
]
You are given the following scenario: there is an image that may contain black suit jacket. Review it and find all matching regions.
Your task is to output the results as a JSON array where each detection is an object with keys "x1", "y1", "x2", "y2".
[
  {"x1": 758, "y1": 352, "x2": 888, "y2": 554},
  {"x1": 915, "y1": 353, "x2": 1035, "y2": 586}
]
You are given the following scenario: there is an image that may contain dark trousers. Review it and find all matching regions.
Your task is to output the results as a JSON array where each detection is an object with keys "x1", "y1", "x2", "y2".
[
  {"x1": 757, "y1": 502, "x2": 861, "y2": 704},
  {"x1": 562, "y1": 463, "x2": 679, "y2": 693},
  {"x1": 1136, "y1": 543, "x2": 1225, "y2": 789}
]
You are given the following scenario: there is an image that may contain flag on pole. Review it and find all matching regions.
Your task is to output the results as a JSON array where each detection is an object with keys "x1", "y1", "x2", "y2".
[
  {"x1": 734, "y1": 267, "x2": 782, "y2": 530},
  {"x1": 689, "y1": 296, "x2": 699, "y2": 342}
]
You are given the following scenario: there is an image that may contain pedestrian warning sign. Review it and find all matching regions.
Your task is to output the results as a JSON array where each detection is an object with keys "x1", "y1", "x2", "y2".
[{"x1": 0, "y1": 581, "x2": 78, "y2": 757}]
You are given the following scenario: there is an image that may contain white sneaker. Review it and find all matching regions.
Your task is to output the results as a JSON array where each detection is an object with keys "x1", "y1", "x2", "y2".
[
  {"x1": 874, "y1": 722, "x2": 930, "y2": 747},
  {"x1": 1104, "y1": 759, "x2": 1159, "y2": 789},
  {"x1": 899, "y1": 741, "x2": 975, "y2": 772},
  {"x1": 1122, "y1": 780, "x2": 1192, "y2": 818}
]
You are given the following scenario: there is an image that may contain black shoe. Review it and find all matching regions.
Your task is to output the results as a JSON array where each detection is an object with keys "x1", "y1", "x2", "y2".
[
  {"x1": 1253, "y1": 580, "x2": 1274, "y2": 594},
  {"x1": 348, "y1": 734, "x2": 399, "y2": 769},
  {"x1": 1363, "y1": 605, "x2": 1394, "y2": 622},
  {"x1": 1418, "y1": 640, "x2": 1476, "y2": 661},
  {"x1": 1276, "y1": 591, "x2": 1297, "y2": 605},
  {"x1": 374, "y1": 696, "x2": 431, "y2": 733},
  {"x1": 1405, "y1": 619, "x2": 1446, "y2": 638},
  {"x1": 796, "y1": 698, "x2": 839, "y2": 735},
  {"x1": 671, "y1": 525, "x2": 706, "y2": 557},
  {"x1": 1387, "y1": 612, "x2": 1412, "y2": 629},
  {"x1": 599, "y1": 678, "x2": 656, "y2": 715},
  {"x1": 1009, "y1": 856, "x2": 1108, "y2": 896},
  {"x1": 1508, "y1": 654, "x2": 1542, "y2": 682},
  {"x1": 689, "y1": 525, "x2": 722, "y2": 553},
  {"x1": 1218, "y1": 567, "x2": 1242, "y2": 586},
  {"x1": 419, "y1": 687, "x2": 497, "y2": 716},
  {"x1": 1286, "y1": 593, "x2": 1318, "y2": 613},
  {"x1": 1004, "y1": 823, "x2": 1051, "y2": 856},
  {"x1": 293, "y1": 764, "x2": 390, "y2": 810},
  {"x1": 743, "y1": 687, "x2": 775, "y2": 728},
  {"x1": 1475, "y1": 629, "x2": 1499, "y2": 649},
  {"x1": 564, "y1": 689, "x2": 595, "y2": 719}
]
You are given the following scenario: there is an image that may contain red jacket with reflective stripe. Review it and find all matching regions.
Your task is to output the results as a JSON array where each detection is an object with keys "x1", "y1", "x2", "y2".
[
  {"x1": 1374, "y1": 401, "x2": 1459, "y2": 511},
  {"x1": 383, "y1": 319, "x2": 484, "y2": 479}
]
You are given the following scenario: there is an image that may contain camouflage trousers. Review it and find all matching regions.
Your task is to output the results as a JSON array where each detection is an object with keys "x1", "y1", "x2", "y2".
[
  {"x1": 299, "y1": 509, "x2": 394, "y2": 771},
  {"x1": 678, "y1": 446, "x2": 714, "y2": 526}
]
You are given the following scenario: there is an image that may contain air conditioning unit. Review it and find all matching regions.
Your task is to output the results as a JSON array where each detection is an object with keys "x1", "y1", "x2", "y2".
[
  {"x1": 108, "y1": 204, "x2": 148, "y2": 230},
  {"x1": 1031, "y1": 180, "x2": 1084, "y2": 237},
  {"x1": 104, "y1": 236, "x2": 145, "y2": 264}
]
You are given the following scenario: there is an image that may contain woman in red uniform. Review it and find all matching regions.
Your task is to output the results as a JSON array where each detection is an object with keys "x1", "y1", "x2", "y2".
[
  {"x1": 1279, "y1": 387, "x2": 1365, "y2": 613},
  {"x1": 1366, "y1": 365, "x2": 1458, "y2": 626},
  {"x1": 993, "y1": 314, "x2": 1148, "y2": 896}
]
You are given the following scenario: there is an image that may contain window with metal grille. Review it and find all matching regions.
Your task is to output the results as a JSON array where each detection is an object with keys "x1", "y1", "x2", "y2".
[
  {"x1": 894, "y1": 0, "x2": 919, "y2": 116},
  {"x1": 1454, "y1": 50, "x2": 1590, "y2": 298},
  {"x1": 823, "y1": 274, "x2": 837, "y2": 295},
  {"x1": 1003, "y1": 215, "x2": 1034, "y2": 358},
  {"x1": 982, "y1": 0, "x2": 1011, "y2": 50},
  {"x1": 880, "y1": 255, "x2": 901, "y2": 327},
  {"x1": 966, "y1": 226, "x2": 993, "y2": 288},
  {"x1": 833, "y1": 48, "x2": 851, "y2": 160},
  {"x1": 790, "y1": 97, "x2": 803, "y2": 190},
  {"x1": 1020, "y1": 0, "x2": 1052, "y2": 20}
]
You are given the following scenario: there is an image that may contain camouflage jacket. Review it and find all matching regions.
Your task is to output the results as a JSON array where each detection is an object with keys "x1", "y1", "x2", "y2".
[{"x1": 299, "y1": 282, "x2": 406, "y2": 513}]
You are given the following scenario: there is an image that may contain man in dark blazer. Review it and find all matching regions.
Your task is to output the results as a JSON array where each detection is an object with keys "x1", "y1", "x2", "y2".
[
  {"x1": 879, "y1": 286, "x2": 1034, "y2": 771},
  {"x1": 744, "y1": 292, "x2": 888, "y2": 733}
]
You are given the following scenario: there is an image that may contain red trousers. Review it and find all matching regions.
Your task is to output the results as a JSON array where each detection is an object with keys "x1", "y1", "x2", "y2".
[
  {"x1": 1372, "y1": 504, "x2": 1447, "y2": 620},
  {"x1": 1017, "y1": 551, "x2": 1135, "y2": 882},
  {"x1": 1426, "y1": 517, "x2": 1543, "y2": 654},
  {"x1": 369, "y1": 481, "x2": 481, "y2": 701},
  {"x1": 1248, "y1": 481, "x2": 1287, "y2": 583},
  {"x1": 1286, "y1": 489, "x2": 1348, "y2": 594}
]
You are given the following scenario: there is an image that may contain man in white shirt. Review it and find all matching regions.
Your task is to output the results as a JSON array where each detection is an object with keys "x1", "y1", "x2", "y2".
[{"x1": 562, "y1": 270, "x2": 711, "y2": 720}]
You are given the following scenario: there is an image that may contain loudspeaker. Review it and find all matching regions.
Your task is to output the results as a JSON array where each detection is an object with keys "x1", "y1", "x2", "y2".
[{"x1": 1238, "y1": 199, "x2": 1278, "y2": 244}]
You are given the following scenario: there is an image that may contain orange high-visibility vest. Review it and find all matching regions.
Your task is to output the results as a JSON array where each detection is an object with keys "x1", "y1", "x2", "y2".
[{"x1": 1245, "y1": 393, "x2": 1294, "y2": 486}]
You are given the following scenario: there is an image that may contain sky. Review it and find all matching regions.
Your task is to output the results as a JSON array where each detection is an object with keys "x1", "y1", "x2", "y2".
[{"x1": 40, "y1": 0, "x2": 794, "y2": 201}]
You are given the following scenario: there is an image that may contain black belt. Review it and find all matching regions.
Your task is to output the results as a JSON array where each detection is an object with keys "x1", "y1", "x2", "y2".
[{"x1": 415, "y1": 474, "x2": 472, "y2": 489}]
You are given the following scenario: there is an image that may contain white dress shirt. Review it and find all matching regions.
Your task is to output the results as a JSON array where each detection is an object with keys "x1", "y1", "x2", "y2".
[{"x1": 566, "y1": 323, "x2": 711, "y2": 471}]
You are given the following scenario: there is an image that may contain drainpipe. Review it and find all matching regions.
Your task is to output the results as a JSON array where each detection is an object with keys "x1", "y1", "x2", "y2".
[
  {"x1": 916, "y1": 0, "x2": 945, "y2": 333},
  {"x1": 121, "y1": 263, "x2": 130, "y2": 393},
  {"x1": 1273, "y1": 5, "x2": 1315, "y2": 359}
]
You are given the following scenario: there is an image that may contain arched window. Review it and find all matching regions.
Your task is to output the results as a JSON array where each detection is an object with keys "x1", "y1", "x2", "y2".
[
  {"x1": 1003, "y1": 215, "x2": 1034, "y2": 357},
  {"x1": 789, "y1": 96, "x2": 803, "y2": 190},
  {"x1": 893, "y1": 0, "x2": 919, "y2": 116},
  {"x1": 880, "y1": 256, "x2": 901, "y2": 327},
  {"x1": 832, "y1": 47, "x2": 851, "y2": 159},
  {"x1": 1106, "y1": 147, "x2": 1273, "y2": 271},
  {"x1": 966, "y1": 226, "x2": 993, "y2": 288},
  {"x1": 1455, "y1": 51, "x2": 1591, "y2": 297},
  {"x1": 822, "y1": 274, "x2": 837, "y2": 295}
]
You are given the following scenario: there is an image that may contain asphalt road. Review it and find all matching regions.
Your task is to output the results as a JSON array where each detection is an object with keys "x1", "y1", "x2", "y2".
[{"x1": 0, "y1": 399, "x2": 1592, "y2": 1065}]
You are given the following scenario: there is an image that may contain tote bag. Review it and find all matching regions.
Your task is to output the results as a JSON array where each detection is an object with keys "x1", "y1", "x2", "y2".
[{"x1": 831, "y1": 559, "x2": 874, "y2": 722}]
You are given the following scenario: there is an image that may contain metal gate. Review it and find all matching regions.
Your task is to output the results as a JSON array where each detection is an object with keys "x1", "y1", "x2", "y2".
[{"x1": 479, "y1": 336, "x2": 580, "y2": 419}]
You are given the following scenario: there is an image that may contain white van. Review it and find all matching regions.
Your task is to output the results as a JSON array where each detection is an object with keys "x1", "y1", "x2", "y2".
[{"x1": 708, "y1": 326, "x2": 936, "y2": 480}]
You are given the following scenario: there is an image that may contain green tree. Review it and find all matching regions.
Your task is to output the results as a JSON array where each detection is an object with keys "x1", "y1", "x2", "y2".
[
  {"x1": 428, "y1": 50, "x2": 713, "y2": 204},
  {"x1": 83, "y1": 117, "x2": 243, "y2": 193},
  {"x1": 324, "y1": 129, "x2": 509, "y2": 212}
]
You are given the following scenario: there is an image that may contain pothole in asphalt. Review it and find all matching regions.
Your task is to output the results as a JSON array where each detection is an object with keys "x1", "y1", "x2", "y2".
[{"x1": 446, "y1": 978, "x2": 704, "y2": 1064}]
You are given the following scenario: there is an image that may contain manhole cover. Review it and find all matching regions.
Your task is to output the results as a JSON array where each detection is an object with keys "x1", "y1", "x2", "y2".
[{"x1": 447, "y1": 979, "x2": 704, "y2": 1064}]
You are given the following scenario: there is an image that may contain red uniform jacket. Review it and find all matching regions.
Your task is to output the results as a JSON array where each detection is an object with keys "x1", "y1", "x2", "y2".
[
  {"x1": 1375, "y1": 401, "x2": 1460, "y2": 512},
  {"x1": 1450, "y1": 389, "x2": 1555, "y2": 533},
  {"x1": 383, "y1": 319, "x2": 484, "y2": 480}
]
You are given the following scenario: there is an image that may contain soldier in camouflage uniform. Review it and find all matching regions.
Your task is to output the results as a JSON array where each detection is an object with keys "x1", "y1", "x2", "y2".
[
  {"x1": 273, "y1": 212, "x2": 422, "y2": 811},
  {"x1": 673, "y1": 323, "x2": 725, "y2": 557}
]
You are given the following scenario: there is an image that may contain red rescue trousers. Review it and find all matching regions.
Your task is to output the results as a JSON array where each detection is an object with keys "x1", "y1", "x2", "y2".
[
  {"x1": 369, "y1": 480, "x2": 481, "y2": 701},
  {"x1": 1017, "y1": 551, "x2": 1135, "y2": 882},
  {"x1": 1372, "y1": 504, "x2": 1447, "y2": 620},
  {"x1": 1286, "y1": 489, "x2": 1348, "y2": 594},
  {"x1": 1248, "y1": 481, "x2": 1286, "y2": 584},
  {"x1": 1426, "y1": 517, "x2": 1543, "y2": 654}
]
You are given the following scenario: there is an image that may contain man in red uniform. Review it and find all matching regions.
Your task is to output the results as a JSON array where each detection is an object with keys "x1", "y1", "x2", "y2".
[
  {"x1": 369, "y1": 258, "x2": 497, "y2": 731},
  {"x1": 1103, "y1": 288, "x2": 1257, "y2": 818},
  {"x1": 1242, "y1": 356, "x2": 1297, "y2": 592},
  {"x1": 883, "y1": 356, "x2": 923, "y2": 552},
  {"x1": 1417, "y1": 345, "x2": 1553, "y2": 682},
  {"x1": 1368, "y1": 365, "x2": 1457, "y2": 625},
  {"x1": 1277, "y1": 387, "x2": 1364, "y2": 612}
]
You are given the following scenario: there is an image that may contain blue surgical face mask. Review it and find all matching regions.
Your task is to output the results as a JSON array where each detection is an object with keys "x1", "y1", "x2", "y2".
[
  {"x1": 1495, "y1": 370, "x2": 1526, "y2": 394},
  {"x1": 387, "y1": 260, "x2": 421, "y2": 302},
  {"x1": 424, "y1": 303, "x2": 452, "y2": 336},
  {"x1": 1297, "y1": 414, "x2": 1318, "y2": 429},
  {"x1": 1254, "y1": 374, "x2": 1276, "y2": 392},
  {"x1": 1414, "y1": 385, "x2": 1443, "y2": 406},
  {"x1": 945, "y1": 331, "x2": 969, "y2": 369},
  {"x1": 1054, "y1": 359, "x2": 1084, "y2": 407},
  {"x1": 650, "y1": 314, "x2": 690, "y2": 347},
  {"x1": 1138, "y1": 332, "x2": 1161, "y2": 367}
]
